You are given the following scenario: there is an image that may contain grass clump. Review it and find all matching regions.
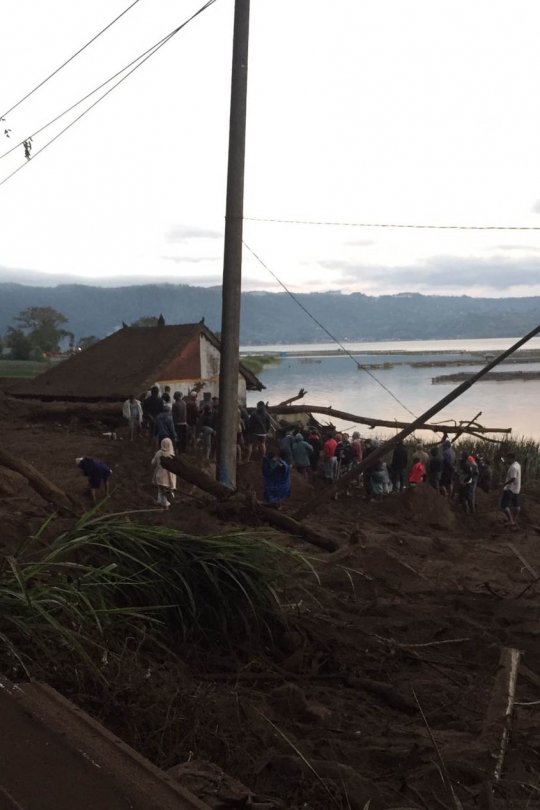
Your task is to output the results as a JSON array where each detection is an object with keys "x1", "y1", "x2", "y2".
[{"x1": 0, "y1": 514, "x2": 310, "y2": 678}]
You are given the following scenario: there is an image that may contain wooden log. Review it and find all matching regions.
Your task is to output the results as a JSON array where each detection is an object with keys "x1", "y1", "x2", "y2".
[
  {"x1": 267, "y1": 404, "x2": 511, "y2": 435},
  {"x1": 480, "y1": 647, "x2": 521, "y2": 783},
  {"x1": 0, "y1": 448, "x2": 79, "y2": 515},
  {"x1": 161, "y1": 455, "x2": 338, "y2": 552}
]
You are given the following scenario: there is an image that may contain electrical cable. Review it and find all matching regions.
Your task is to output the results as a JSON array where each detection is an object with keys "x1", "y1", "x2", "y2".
[
  {"x1": 1, "y1": 0, "x2": 142, "y2": 122},
  {"x1": 245, "y1": 216, "x2": 540, "y2": 232},
  {"x1": 242, "y1": 240, "x2": 418, "y2": 419},
  {"x1": 0, "y1": 0, "x2": 219, "y2": 190},
  {"x1": 0, "y1": 27, "x2": 177, "y2": 163}
]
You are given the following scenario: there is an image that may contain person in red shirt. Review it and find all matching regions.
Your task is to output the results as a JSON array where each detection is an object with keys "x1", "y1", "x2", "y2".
[
  {"x1": 323, "y1": 433, "x2": 338, "y2": 483},
  {"x1": 408, "y1": 456, "x2": 425, "y2": 486}
]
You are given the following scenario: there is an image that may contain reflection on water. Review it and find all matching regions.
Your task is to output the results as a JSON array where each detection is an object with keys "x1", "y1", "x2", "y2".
[{"x1": 248, "y1": 351, "x2": 540, "y2": 440}]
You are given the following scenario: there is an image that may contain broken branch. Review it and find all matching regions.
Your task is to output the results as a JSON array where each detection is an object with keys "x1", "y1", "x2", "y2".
[{"x1": 267, "y1": 404, "x2": 511, "y2": 436}]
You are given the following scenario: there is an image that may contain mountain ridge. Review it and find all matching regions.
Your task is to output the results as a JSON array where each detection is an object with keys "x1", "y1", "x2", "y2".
[{"x1": 0, "y1": 282, "x2": 538, "y2": 344}]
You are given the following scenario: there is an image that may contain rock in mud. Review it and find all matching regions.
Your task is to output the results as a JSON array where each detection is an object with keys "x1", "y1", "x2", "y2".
[
  {"x1": 404, "y1": 482, "x2": 455, "y2": 530},
  {"x1": 270, "y1": 683, "x2": 331, "y2": 723}
]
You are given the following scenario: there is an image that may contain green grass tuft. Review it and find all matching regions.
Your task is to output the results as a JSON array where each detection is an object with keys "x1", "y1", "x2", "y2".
[{"x1": 0, "y1": 515, "x2": 313, "y2": 678}]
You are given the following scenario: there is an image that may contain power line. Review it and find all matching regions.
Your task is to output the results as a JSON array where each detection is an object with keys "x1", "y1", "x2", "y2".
[
  {"x1": 242, "y1": 240, "x2": 418, "y2": 419},
  {"x1": 0, "y1": 27, "x2": 176, "y2": 163},
  {"x1": 1, "y1": 0, "x2": 142, "y2": 122},
  {"x1": 245, "y1": 216, "x2": 540, "y2": 232},
  {"x1": 0, "y1": 0, "x2": 219, "y2": 190}
]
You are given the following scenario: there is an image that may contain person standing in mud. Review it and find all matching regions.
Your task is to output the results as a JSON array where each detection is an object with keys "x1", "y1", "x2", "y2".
[
  {"x1": 151, "y1": 437, "x2": 177, "y2": 510},
  {"x1": 153, "y1": 401, "x2": 177, "y2": 446},
  {"x1": 185, "y1": 392, "x2": 199, "y2": 447},
  {"x1": 408, "y1": 455, "x2": 425, "y2": 487},
  {"x1": 262, "y1": 447, "x2": 291, "y2": 508},
  {"x1": 336, "y1": 433, "x2": 354, "y2": 476},
  {"x1": 390, "y1": 439, "x2": 408, "y2": 492},
  {"x1": 279, "y1": 431, "x2": 295, "y2": 465},
  {"x1": 246, "y1": 401, "x2": 271, "y2": 462},
  {"x1": 478, "y1": 457, "x2": 492, "y2": 493},
  {"x1": 362, "y1": 438, "x2": 376, "y2": 498},
  {"x1": 323, "y1": 432, "x2": 338, "y2": 484},
  {"x1": 440, "y1": 439, "x2": 457, "y2": 497},
  {"x1": 308, "y1": 428, "x2": 323, "y2": 480},
  {"x1": 457, "y1": 451, "x2": 474, "y2": 514},
  {"x1": 427, "y1": 446, "x2": 443, "y2": 490},
  {"x1": 500, "y1": 452, "x2": 521, "y2": 526},
  {"x1": 415, "y1": 445, "x2": 430, "y2": 478},
  {"x1": 142, "y1": 385, "x2": 164, "y2": 434},
  {"x1": 172, "y1": 391, "x2": 188, "y2": 453},
  {"x1": 291, "y1": 432, "x2": 313, "y2": 480},
  {"x1": 198, "y1": 402, "x2": 217, "y2": 459},
  {"x1": 122, "y1": 394, "x2": 143, "y2": 441}
]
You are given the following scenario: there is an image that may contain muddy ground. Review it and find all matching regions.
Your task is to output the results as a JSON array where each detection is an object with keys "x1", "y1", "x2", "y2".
[{"x1": 2, "y1": 398, "x2": 540, "y2": 809}]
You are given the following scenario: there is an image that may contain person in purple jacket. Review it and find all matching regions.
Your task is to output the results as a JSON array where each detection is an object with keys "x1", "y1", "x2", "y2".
[{"x1": 76, "y1": 457, "x2": 112, "y2": 501}]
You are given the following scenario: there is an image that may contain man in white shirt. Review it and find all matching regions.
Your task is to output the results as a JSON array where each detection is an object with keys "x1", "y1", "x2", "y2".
[{"x1": 500, "y1": 452, "x2": 521, "y2": 526}]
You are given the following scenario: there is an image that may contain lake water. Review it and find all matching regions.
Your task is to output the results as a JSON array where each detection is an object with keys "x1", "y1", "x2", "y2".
[{"x1": 244, "y1": 338, "x2": 540, "y2": 440}]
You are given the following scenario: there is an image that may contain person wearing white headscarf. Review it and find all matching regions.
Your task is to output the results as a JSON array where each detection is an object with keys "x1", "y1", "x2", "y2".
[{"x1": 151, "y1": 438, "x2": 177, "y2": 509}]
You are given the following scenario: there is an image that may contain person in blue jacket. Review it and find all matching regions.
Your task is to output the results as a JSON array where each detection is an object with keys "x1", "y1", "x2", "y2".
[
  {"x1": 76, "y1": 457, "x2": 112, "y2": 501},
  {"x1": 291, "y1": 432, "x2": 313, "y2": 480},
  {"x1": 262, "y1": 449, "x2": 291, "y2": 508}
]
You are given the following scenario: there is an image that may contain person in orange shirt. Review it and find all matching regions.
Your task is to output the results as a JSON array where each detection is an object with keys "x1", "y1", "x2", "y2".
[
  {"x1": 323, "y1": 433, "x2": 338, "y2": 483},
  {"x1": 408, "y1": 456, "x2": 425, "y2": 486}
]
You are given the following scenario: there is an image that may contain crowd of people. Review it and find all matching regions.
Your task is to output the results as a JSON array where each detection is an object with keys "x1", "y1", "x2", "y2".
[
  {"x1": 120, "y1": 388, "x2": 275, "y2": 510},
  {"x1": 264, "y1": 426, "x2": 521, "y2": 525},
  {"x1": 76, "y1": 388, "x2": 522, "y2": 526}
]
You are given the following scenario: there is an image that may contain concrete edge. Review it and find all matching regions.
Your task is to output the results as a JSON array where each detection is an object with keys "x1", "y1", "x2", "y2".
[{"x1": 0, "y1": 674, "x2": 211, "y2": 810}]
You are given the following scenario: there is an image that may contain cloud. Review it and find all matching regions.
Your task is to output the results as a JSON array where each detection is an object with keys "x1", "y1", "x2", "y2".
[
  {"x1": 320, "y1": 255, "x2": 540, "y2": 292},
  {"x1": 162, "y1": 256, "x2": 220, "y2": 264},
  {"x1": 492, "y1": 244, "x2": 540, "y2": 252},
  {"x1": 532, "y1": 201, "x2": 540, "y2": 214},
  {"x1": 165, "y1": 225, "x2": 222, "y2": 242}
]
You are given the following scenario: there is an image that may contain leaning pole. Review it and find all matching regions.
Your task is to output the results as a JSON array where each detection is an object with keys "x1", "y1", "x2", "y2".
[{"x1": 294, "y1": 324, "x2": 540, "y2": 521}]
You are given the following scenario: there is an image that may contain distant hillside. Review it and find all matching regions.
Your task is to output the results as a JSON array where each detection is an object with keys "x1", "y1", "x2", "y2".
[{"x1": 0, "y1": 283, "x2": 538, "y2": 344}]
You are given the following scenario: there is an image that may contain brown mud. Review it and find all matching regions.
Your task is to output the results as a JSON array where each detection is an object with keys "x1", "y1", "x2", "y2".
[{"x1": 1, "y1": 394, "x2": 540, "y2": 809}]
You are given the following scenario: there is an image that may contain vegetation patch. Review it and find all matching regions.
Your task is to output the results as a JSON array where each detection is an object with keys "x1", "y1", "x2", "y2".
[
  {"x1": 0, "y1": 514, "x2": 312, "y2": 680},
  {"x1": 240, "y1": 354, "x2": 280, "y2": 375}
]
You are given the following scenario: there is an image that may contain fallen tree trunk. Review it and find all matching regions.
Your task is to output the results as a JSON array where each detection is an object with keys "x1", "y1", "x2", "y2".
[
  {"x1": 0, "y1": 448, "x2": 79, "y2": 515},
  {"x1": 266, "y1": 404, "x2": 511, "y2": 435},
  {"x1": 480, "y1": 647, "x2": 520, "y2": 783},
  {"x1": 161, "y1": 455, "x2": 337, "y2": 552}
]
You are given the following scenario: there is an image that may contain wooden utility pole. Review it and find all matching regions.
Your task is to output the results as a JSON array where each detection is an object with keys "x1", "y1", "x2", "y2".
[
  {"x1": 217, "y1": 0, "x2": 251, "y2": 488},
  {"x1": 294, "y1": 323, "x2": 540, "y2": 520}
]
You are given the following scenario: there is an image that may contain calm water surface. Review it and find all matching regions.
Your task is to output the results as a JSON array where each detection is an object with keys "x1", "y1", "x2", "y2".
[{"x1": 244, "y1": 339, "x2": 540, "y2": 440}]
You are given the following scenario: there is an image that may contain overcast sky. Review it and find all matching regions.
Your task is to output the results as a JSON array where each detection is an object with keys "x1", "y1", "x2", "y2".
[{"x1": 1, "y1": 0, "x2": 540, "y2": 296}]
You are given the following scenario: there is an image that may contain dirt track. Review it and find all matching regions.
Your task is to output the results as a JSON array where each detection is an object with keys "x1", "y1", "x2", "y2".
[{"x1": 1, "y1": 399, "x2": 540, "y2": 809}]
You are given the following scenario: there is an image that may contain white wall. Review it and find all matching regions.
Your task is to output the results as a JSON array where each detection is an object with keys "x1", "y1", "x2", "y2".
[{"x1": 159, "y1": 335, "x2": 248, "y2": 405}]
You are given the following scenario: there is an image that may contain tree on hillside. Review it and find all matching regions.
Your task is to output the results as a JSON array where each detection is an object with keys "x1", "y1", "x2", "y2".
[
  {"x1": 131, "y1": 316, "x2": 159, "y2": 327},
  {"x1": 15, "y1": 306, "x2": 68, "y2": 354},
  {"x1": 6, "y1": 327, "x2": 33, "y2": 360},
  {"x1": 77, "y1": 335, "x2": 100, "y2": 351}
]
